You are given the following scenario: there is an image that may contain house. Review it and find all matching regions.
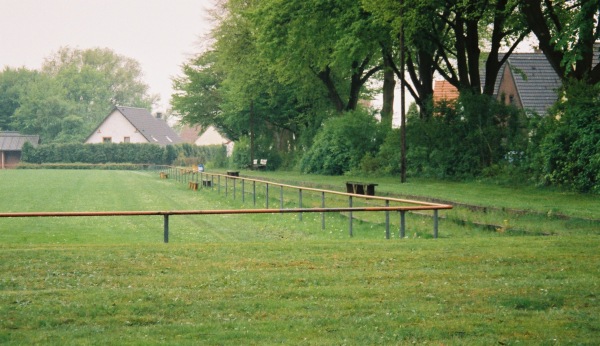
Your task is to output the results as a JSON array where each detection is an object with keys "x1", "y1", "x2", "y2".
[
  {"x1": 85, "y1": 106, "x2": 182, "y2": 146},
  {"x1": 495, "y1": 53, "x2": 562, "y2": 115},
  {"x1": 432, "y1": 52, "x2": 562, "y2": 116},
  {"x1": 178, "y1": 124, "x2": 203, "y2": 144},
  {"x1": 0, "y1": 132, "x2": 39, "y2": 169},
  {"x1": 195, "y1": 126, "x2": 234, "y2": 156}
]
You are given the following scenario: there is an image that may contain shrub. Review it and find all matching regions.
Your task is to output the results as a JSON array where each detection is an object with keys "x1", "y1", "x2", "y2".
[
  {"x1": 301, "y1": 109, "x2": 384, "y2": 175},
  {"x1": 534, "y1": 81, "x2": 600, "y2": 193}
]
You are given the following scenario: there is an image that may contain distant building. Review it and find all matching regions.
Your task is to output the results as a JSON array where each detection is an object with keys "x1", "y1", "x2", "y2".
[
  {"x1": 432, "y1": 51, "x2": 564, "y2": 116},
  {"x1": 85, "y1": 106, "x2": 182, "y2": 146},
  {"x1": 494, "y1": 53, "x2": 562, "y2": 115},
  {"x1": 0, "y1": 132, "x2": 39, "y2": 169},
  {"x1": 195, "y1": 126, "x2": 234, "y2": 157}
]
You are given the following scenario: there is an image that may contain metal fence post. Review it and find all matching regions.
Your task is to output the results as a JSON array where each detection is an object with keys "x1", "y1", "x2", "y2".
[
  {"x1": 253, "y1": 181, "x2": 256, "y2": 206},
  {"x1": 233, "y1": 178, "x2": 236, "y2": 200},
  {"x1": 266, "y1": 183, "x2": 269, "y2": 209},
  {"x1": 242, "y1": 179, "x2": 245, "y2": 203},
  {"x1": 225, "y1": 176, "x2": 228, "y2": 197},
  {"x1": 280, "y1": 186, "x2": 284, "y2": 209},
  {"x1": 321, "y1": 191, "x2": 325, "y2": 230},
  {"x1": 298, "y1": 189, "x2": 303, "y2": 221},
  {"x1": 385, "y1": 200, "x2": 390, "y2": 239},
  {"x1": 163, "y1": 214, "x2": 169, "y2": 243},
  {"x1": 349, "y1": 196, "x2": 353, "y2": 237},
  {"x1": 433, "y1": 209, "x2": 438, "y2": 239},
  {"x1": 400, "y1": 211, "x2": 406, "y2": 239},
  {"x1": 218, "y1": 175, "x2": 221, "y2": 194}
]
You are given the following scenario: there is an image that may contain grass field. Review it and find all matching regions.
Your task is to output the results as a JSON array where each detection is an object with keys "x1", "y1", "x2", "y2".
[{"x1": 1, "y1": 169, "x2": 599, "y2": 344}]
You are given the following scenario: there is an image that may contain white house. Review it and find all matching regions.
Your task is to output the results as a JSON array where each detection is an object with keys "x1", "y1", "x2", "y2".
[
  {"x1": 86, "y1": 106, "x2": 182, "y2": 146},
  {"x1": 195, "y1": 126, "x2": 234, "y2": 156}
]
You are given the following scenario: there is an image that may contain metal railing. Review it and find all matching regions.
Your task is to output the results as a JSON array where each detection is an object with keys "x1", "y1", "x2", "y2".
[
  {"x1": 158, "y1": 166, "x2": 452, "y2": 240},
  {"x1": 0, "y1": 167, "x2": 452, "y2": 243}
]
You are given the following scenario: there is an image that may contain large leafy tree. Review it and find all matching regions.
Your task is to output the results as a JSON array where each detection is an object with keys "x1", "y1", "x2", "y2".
[
  {"x1": 0, "y1": 67, "x2": 38, "y2": 131},
  {"x1": 3, "y1": 47, "x2": 157, "y2": 143},
  {"x1": 251, "y1": 0, "x2": 384, "y2": 113},
  {"x1": 42, "y1": 47, "x2": 158, "y2": 134},
  {"x1": 519, "y1": 0, "x2": 600, "y2": 84}
]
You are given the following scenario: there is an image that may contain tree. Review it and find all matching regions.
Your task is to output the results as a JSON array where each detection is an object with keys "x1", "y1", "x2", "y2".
[
  {"x1": 42, "y1": 47, "x2": 158, "y2": 138},
  {"x1": 519, "y1": 0, "x2": 600, "y2": 84},
  {"x1": 252, "y1": 0, "x2": 384, "y2": 113},
  {"x1": 0, "y1": 67, "x2": 38, "y2": 131}
]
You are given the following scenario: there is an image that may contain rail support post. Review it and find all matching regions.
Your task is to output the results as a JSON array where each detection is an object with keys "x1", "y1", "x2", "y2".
[
  {"x1": 163, "y1": 214, "x2": 169, "y2": 243},
  {"x1": 321, "y1": 191, "x2": 325, "y2": 230},
  {"x1": 400, "y1": 211, "x2": 406, "y2": 239},
  {"x1": 349, "y1": 196, "x2": 353, "y2": 237},
  {"x1": 385, "y1": 200, "x2": 390, "y2": 239},
  {"x1": 433, "y1": 209, "x2": 438, "y2": 239}
]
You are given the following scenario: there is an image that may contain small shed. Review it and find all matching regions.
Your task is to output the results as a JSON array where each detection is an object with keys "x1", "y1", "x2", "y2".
[{"x1": 0, "y1": 132, "x2": 40, "y2": 169}]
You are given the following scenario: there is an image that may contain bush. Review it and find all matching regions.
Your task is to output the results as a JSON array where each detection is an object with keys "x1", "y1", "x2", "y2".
[
  {"x1": 230, "y1": 135, "x2": 282, "y2": 170},
  {"x1": 22, "y1": 143, "x2": 167, "y2": 164},
  {"x1": 171, "y1": 143, "x2": 228, "y2": 169},
  {"x1": 300, "y1": 109, "x2": 384, "y2": 175},
  {"x1": 402, "y1": 94, "x2": 528, "y2": 179},
  {"x1": 534, "y1": 81, "x2": 600, "y2": 193}
]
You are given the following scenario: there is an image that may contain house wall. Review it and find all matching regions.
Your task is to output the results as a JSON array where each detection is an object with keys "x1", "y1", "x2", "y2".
[
  {"x1": 85, "y1": 110, "x2": 148, "y2": 144},
  {"x1": 496, "y1": 65, "x2": 523, "y2": 109}
]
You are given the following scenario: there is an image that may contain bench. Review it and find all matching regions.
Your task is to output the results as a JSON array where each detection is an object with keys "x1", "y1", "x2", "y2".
[
  {"x1": 346, "y1": 181, "x2": 378, "y2": 196},
  {"x1": 188, "y1": 181, "x2": 198, "y2": 191},
  {"x1": 252, "y1": 159, "x2": 267, "y2": 170},
  {"x1": 202, "y1": 178, "x2": 212, "y2": 187},
  {"x1": 227, "y1": 171, "x2": 240, "y2": 177},
  {"x1": 160, "y1": 172, "x2": 169, "y2": 179}
]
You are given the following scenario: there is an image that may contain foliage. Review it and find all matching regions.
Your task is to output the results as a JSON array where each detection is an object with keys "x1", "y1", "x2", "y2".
[
  {"x1": 171, "y1": 143, "x2": 228, "y2": 169},
  {"x1": 1, "y1": 47, "x2": 157, "y2": 143},
  {"x1": 519, "y1": 0, "x2": 600, "y2": 84},
  {"x1": 404, "y1": 94, "x2": 528, "y2": 178},
  {"x1": 22, "y1": 143, "x2": 169, "y2": 165},
  {"x1": 535, "y1": 81, "x2": 600, "y2": 193},
  {"x1": 230, "y1": 135, "x2": 282, "y2": 170},
  {"x1": 301, "y1": 109, "x2": 384, "y2": 175}
]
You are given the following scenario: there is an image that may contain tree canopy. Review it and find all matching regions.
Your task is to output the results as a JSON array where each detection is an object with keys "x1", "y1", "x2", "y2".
[{"x1": 1, "y1": 47, "x2": 157, "y2": 143}]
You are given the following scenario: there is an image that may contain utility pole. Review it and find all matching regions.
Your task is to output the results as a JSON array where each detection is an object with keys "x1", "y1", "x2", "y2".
[{"x1": 400, "y1": 1, "x2": 407, "y2": 183}]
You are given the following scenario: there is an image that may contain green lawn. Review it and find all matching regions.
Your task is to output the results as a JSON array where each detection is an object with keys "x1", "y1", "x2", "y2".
[{"x1": 0, "y1": 169, "x2": 598, "y2": 344}]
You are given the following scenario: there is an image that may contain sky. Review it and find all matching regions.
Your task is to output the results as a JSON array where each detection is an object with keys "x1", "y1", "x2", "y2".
[{"x1": 0, "y1": 0, "x2": 216, "y2": 112}]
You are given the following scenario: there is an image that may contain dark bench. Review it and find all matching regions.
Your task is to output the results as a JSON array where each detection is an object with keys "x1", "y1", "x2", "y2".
[
  {"x1": 227, "y1": 171, "x2": 239, "y2": 177},
  {"x1": 346, "y1": 181, "x2": 378, "y2": 196},
  {"x1": 202, "y1": 178, "x2": 212, "y2": 187}
]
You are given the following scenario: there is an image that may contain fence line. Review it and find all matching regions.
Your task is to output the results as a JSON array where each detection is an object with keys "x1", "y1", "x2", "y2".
[
  {"x1": 0, "y1": 167, "x2": 452, "y2": 243},
  {"x1": 158, "y1": 165, "x2": 452, "y2": 241}
]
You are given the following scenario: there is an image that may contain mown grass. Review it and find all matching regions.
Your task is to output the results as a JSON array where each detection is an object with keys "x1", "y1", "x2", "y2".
[{"x1": 0, "y1": 169, "x2": 599, "y2": 344}]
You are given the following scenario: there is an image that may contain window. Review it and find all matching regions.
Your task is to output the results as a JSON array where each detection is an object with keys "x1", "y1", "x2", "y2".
[
  {"x1": 124, "y1": 136, "x2": 130, "y2": 143},
  {"x1": 102, "y1": 137, "x2": 112, "y2": 143}
]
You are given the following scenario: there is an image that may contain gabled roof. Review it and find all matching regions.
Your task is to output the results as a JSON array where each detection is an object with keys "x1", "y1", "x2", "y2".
[
  {"x1": 500, "y1": 53, "x2": 562, "y2": 115},
  {"x1": 0, "y1": 132, "x2": 39, "y2": 151},
  {"x1": 90, "y1": 106, "x2": 183, "y2": 146}
]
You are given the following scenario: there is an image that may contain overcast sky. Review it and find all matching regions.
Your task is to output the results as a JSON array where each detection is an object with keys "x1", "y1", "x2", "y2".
[{"x1": 0, "y1": 0, "x2": 215, "y2": 112}]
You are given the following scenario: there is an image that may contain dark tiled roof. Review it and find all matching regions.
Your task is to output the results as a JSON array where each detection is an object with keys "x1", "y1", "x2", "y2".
[
  {"x1": 0, "y1": 132, "x2": 39, "y2": 151},
  {"x1": 116, "y1": 106, "x2": 183, "y2": 146},
  {"x1": 503, "y1": 53, "x2": 562, "y2": 115}
]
